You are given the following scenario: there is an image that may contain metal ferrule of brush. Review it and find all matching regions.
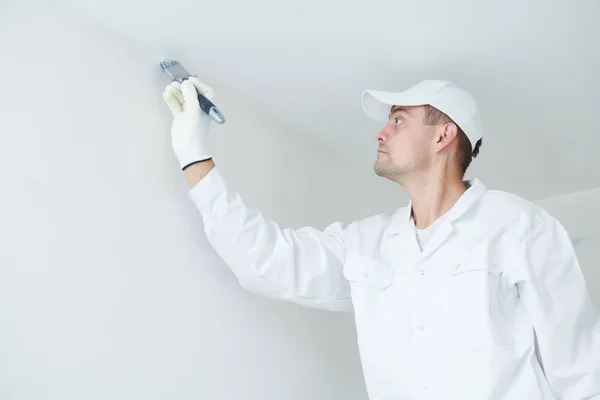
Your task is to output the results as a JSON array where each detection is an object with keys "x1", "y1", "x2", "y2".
[{"x1": 159, "y1": 59, "x2": 226, "y2": 124}]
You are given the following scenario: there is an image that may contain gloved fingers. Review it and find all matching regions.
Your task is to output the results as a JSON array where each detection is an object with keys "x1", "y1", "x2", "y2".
[
  {"x1": 181, "y1": 80, "x2": 200, "y2": 110},
  {"x1": 188, "y1": 77, "x2": 214, "y2": 99},
  {"x1": 166, "y1": 83, "x2": 185, "y2": 106},
  {"x1": 162, "y1": 85, "x2": 183, "y2": 116},
  {"x1": 166, "y1": 80, "x2": 209, "y2": 102}
]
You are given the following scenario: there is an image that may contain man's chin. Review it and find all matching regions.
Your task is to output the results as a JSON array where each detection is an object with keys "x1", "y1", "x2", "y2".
[
  {"x1": 374, "y1": 164, "x2": 390, "y2": 178},
  {"x1": 374, "y1": 162, "x2": 403, "y2": 181}
]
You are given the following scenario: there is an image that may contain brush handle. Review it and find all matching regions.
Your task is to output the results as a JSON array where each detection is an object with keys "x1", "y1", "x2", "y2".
[{"x1": 197, "y1": 92, "x2": 226, "y2": 124}]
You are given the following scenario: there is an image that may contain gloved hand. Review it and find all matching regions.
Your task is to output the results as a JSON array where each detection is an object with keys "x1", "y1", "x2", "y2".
[{"x1": 162, "y1": 77, "x2": 215, "y2": 170}]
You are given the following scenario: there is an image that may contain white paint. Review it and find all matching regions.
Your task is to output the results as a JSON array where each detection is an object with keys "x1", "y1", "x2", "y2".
[{"x1": 48, "y1": 0, "x2": 600, "y2": 200}]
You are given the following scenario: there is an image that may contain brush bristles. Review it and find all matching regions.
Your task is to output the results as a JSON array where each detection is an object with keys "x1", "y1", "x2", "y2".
[{"x1": 159, "y1": 59, "x2": 192, "y2": 82}]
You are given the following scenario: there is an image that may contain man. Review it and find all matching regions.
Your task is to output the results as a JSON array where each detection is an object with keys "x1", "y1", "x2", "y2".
[{"x1": 162, "y1": 78, "x2": 600, "y2": 399}]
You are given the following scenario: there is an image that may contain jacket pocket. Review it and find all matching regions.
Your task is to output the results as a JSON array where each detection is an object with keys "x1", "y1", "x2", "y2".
[{"x1": 343, "y1": 256, "x2": 394, "y2": 290}]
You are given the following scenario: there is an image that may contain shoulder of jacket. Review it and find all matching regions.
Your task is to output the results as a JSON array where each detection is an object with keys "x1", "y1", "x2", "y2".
[{"x1": 479, "y1": 189, "x2": 553, "y2": 241}]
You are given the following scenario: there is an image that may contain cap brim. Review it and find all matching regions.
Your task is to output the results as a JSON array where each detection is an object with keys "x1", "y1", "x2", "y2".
[
  {"x1": 361, "y1": 89, "x2": 428, "y2": 122},
  {"x1": 362, "y1": 81, "x2": 484, "y2": 151}
]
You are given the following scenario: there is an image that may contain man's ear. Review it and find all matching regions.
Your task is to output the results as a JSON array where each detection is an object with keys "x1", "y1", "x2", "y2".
[{"x1": 434, "y1": 122, "x2": 458, "y2": 152}]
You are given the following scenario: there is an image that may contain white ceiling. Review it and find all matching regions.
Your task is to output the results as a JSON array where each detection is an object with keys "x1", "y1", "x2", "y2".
[{"x1": 52, "y1": 0, "x2": 599, "y2": 200}]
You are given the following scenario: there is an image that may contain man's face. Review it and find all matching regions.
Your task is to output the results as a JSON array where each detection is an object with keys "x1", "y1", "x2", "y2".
[{"x1": 374, "y1": 105, "x2": 434, "y2": 181}]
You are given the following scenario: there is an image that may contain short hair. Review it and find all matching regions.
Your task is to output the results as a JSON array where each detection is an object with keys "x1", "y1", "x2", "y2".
[{"x1": 422, "y1": 105, "x2": 482, "y2": 176}]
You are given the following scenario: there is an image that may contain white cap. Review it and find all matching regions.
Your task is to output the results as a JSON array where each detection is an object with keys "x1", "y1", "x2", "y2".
[{"x1": 361, "y1": 80, "x2": 483, "y2": 149}]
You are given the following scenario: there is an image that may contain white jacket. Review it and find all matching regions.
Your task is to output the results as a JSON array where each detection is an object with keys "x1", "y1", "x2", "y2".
[{"x1": 188, "y1": 167, "x2": 600, "y2": 400}]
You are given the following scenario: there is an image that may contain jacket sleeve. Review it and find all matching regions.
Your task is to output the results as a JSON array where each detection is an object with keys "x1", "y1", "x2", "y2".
[
  {"x1": 513, "y1": 217, "x2": 600, "y2": 399},
  {"x1": 187, "y1": 167, "x2": 353, "y2": 312}
]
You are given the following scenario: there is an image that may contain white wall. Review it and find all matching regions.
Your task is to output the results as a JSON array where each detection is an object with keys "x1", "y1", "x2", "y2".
[{"x1": 0, "y1": 2, "x2": 402, "y2": 399}]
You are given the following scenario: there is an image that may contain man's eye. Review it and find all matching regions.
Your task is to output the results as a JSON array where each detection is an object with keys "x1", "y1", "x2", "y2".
[{"x1": 394, "y1": 118, "x2": 403, "y2": 125}]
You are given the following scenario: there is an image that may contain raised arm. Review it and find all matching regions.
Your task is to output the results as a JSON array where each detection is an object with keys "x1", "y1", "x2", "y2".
[{"x1": 162, "y1": 78, "x2": 353, "y2": 312}]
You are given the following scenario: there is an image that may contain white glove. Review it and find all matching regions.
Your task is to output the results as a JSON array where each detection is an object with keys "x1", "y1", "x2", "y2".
[{"x1": 162, "y1": 77, "x2": 215, "y2": 170}]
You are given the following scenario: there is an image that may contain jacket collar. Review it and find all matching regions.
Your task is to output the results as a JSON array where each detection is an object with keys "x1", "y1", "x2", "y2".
[{"x1": 387, "y1": 178, "x2": 487, "y2": 235}]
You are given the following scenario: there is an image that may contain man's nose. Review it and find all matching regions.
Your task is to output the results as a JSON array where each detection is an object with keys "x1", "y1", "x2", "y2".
[{"x1": 376, "y1": 126, "x2": 389, "y2": 143}]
